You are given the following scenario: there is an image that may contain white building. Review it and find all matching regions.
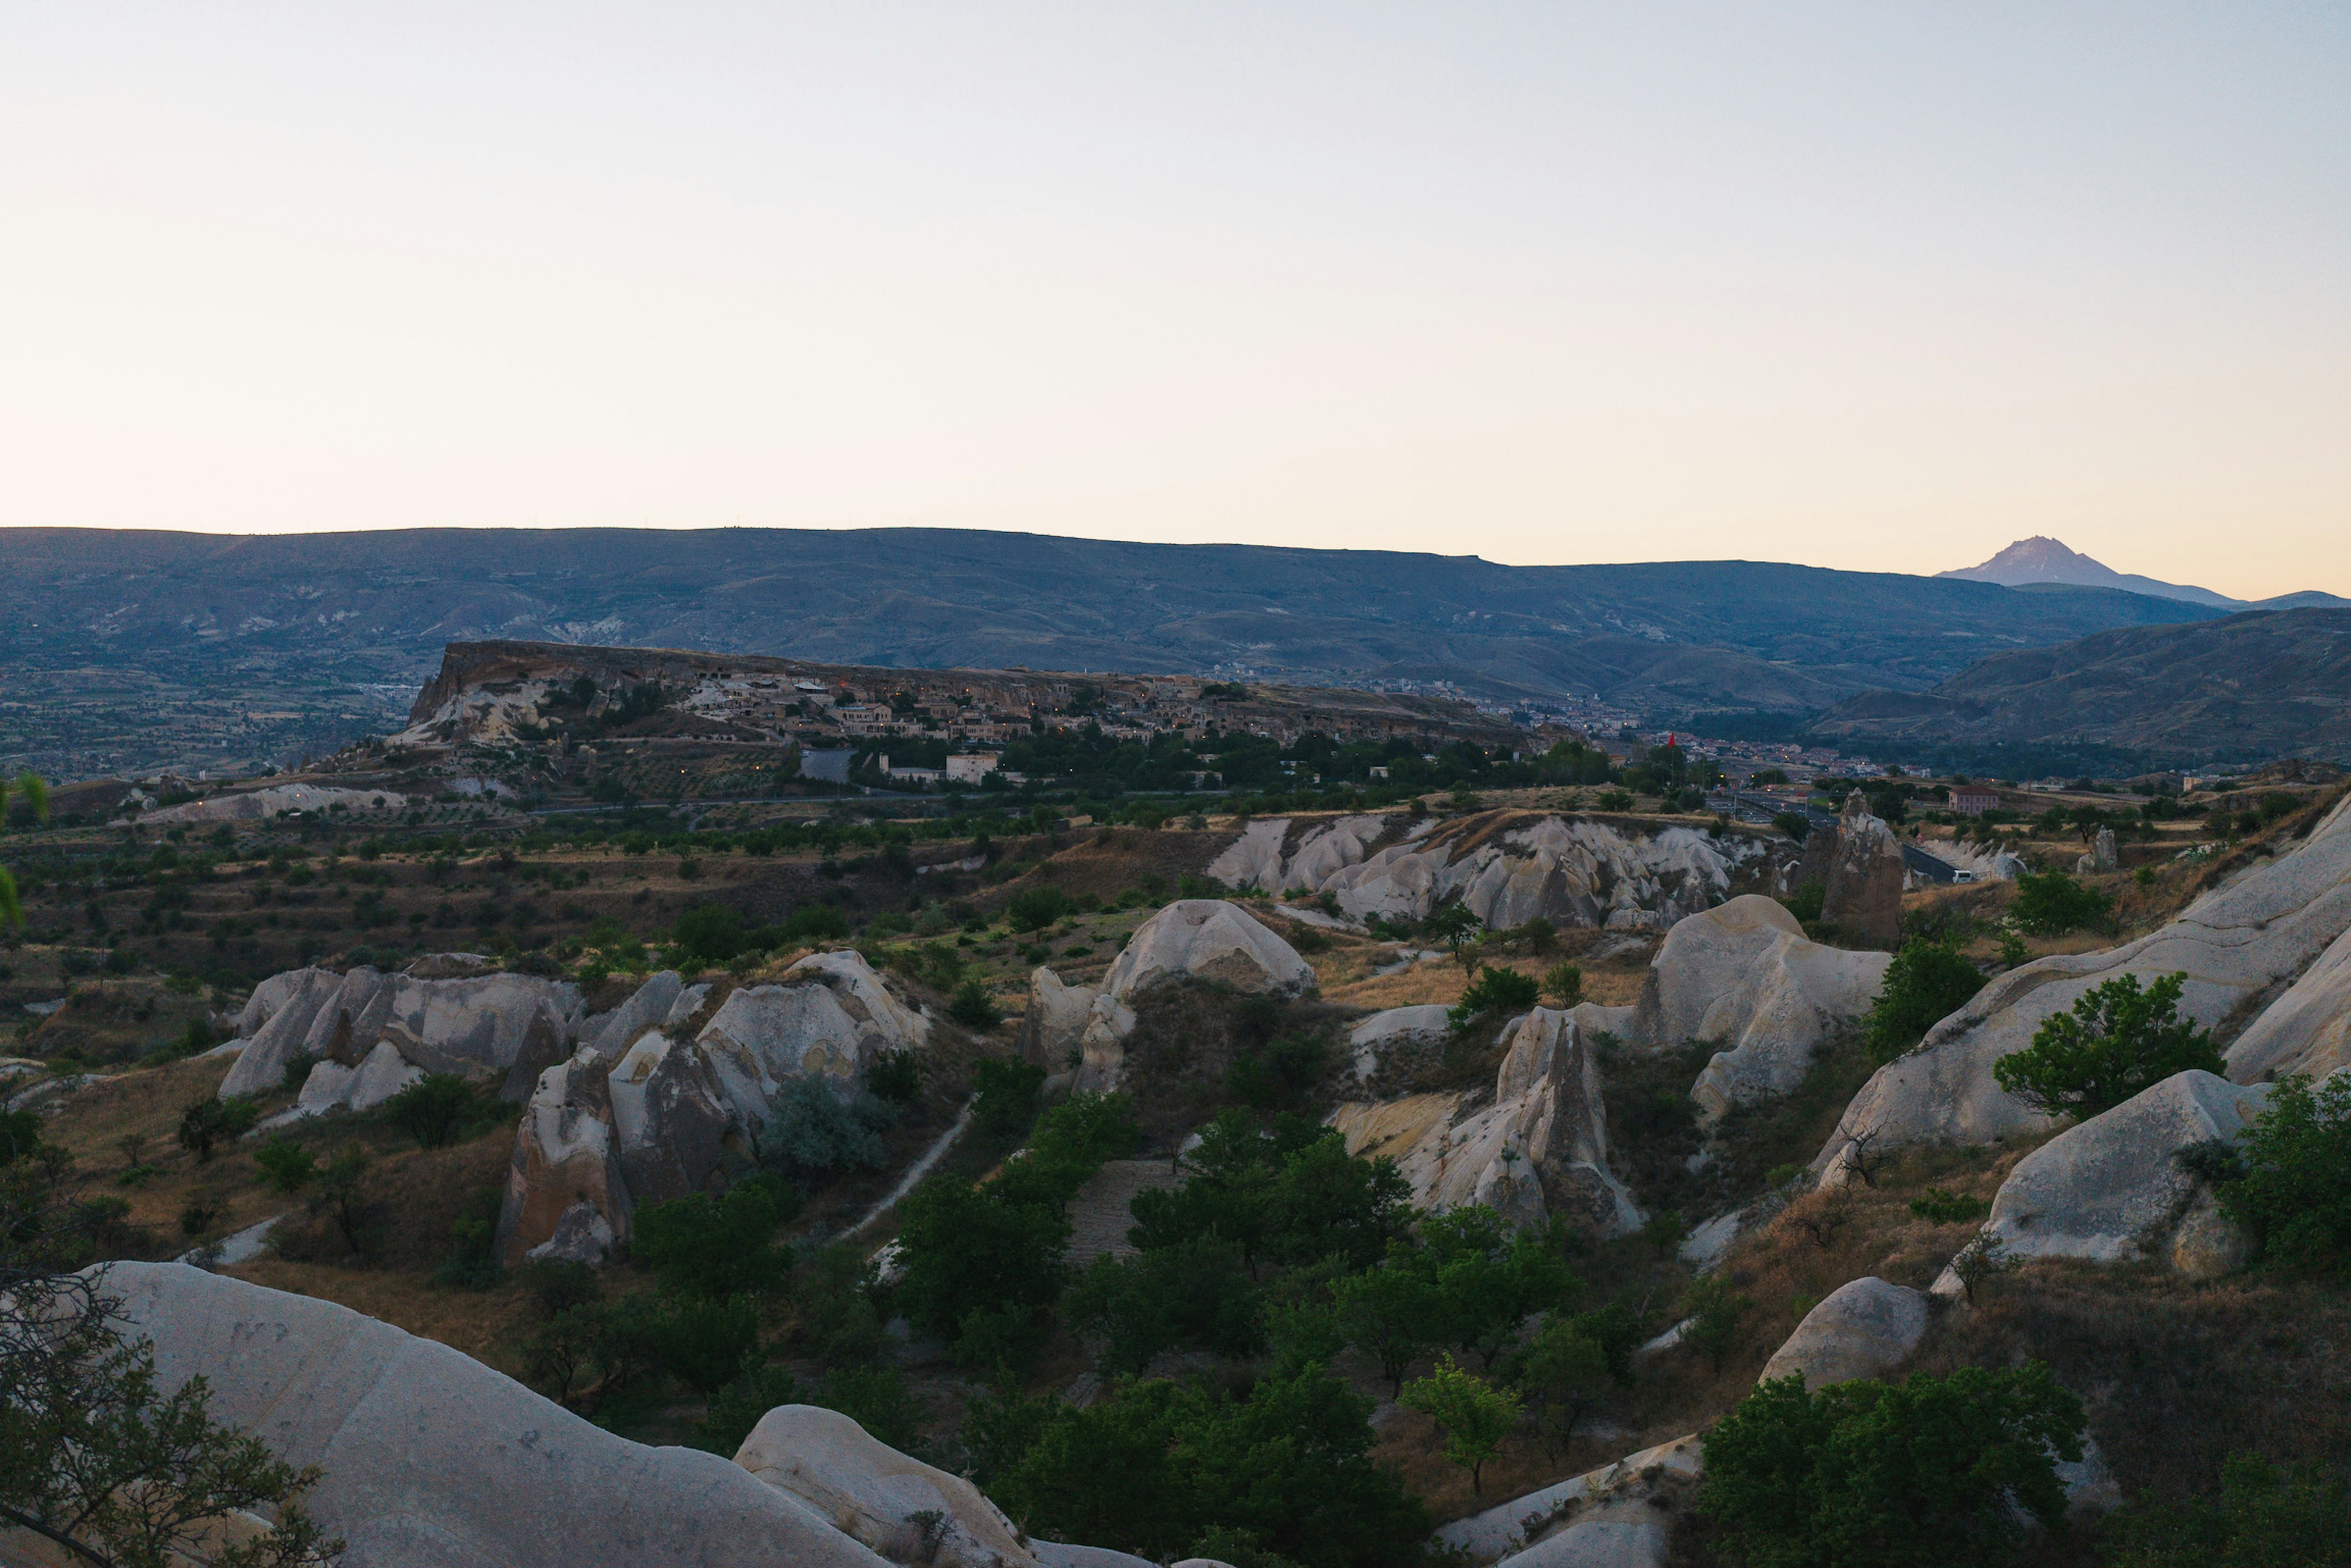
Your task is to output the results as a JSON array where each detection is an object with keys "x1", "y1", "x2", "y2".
[{"x1": 946, "y1": 753, "x2": 1000, "y2": 784}]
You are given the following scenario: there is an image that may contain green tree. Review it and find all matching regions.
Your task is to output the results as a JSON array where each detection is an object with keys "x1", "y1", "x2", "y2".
[
  {"x1": 1699, "y1": 1365, "x2": 2086, "y2": 1568},
  {"x1": 1417, "y1": 1207, "x2": 1577, "y2": 1368},
  {"x1": 1513, "y1": 1316, "x2": 1611, "y2": 1458},
  {"x1": 649, "y1": 1292, "x2": 761, "y2": 1395},
  {"x1": 381, "y1": 1073, "x2": 493, "y2": 1149},
  {"x1": 892, "y1": 1173, "x2": 1074, "y2": 1341},
  {"x1": 15, "y1": 773, "x2": 50, "y2": 824},
  {"x1": 0, "y1": 866, "x2": 20, "y2": 930},
  {"x1": 253, "y1": 1139, "x2": 317, "y2": 1195},
  {"x1": 630, "y1": 1177, "x2": 794, "y2": 1300},
  {"x1": 948, "y1": 980, "x2": 1005, "y2": 1031},
  {"x1": 313, "y1": 1150, "x2": 379, "y2": 1258},
  {"x1": 2, "y1": 1127, "x2": 342, "y2": 1566},
  {"x1": 1005, "y1": 887, "x2": 1074, "y2": 933},
  {"x1": 176, "y1": 1097, "x2": 258, "y2": 1163},
  {"x1": 2010, "y1": 871, "x2": 2113, "y2": 935},
  {"x1": 671, "y1": 903, "x2": 747, "y2": 967},
  {"x1": 971, "y1": 1057, "x2": 1046, "y2": 1135},
  {"x1": 1866, "y1": 941, "x2": 1985, "y2": 1063},
  {"x1": 1680, "y1": 1273, "x2": 1751, "y2": 1375},
  {"x1": 759, "y1": 1075, "x2": 894, "y2": 1177},
  {"x1": 1065, "y1": 1238, "x2": 1263, "y2": 1376},
  {"x1": 1422, "y1": 902, "x2": 1483, "y2": 969},
  {"x1": 1334, "y1": 1251, "x2": 1445, "y2": 1395},
  {"x1": 1399, "y1": 1355, "x2": 1520, "y2": 1493},
  {"x1": 2213, "y1": 1071, "x2": 2351, "y2": 1276},
  {"x1": 1540, "y1": 961, "x2": 1583, "y2": 1008},
  {"x1": 1993, "y1": 971, "x2": 2224, "y2": 1119}
]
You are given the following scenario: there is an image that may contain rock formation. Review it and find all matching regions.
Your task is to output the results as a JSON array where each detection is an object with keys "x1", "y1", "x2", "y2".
[
  {"x1": 1329, "y1": 1009, "x2": 1640, "y2": 1234},
  {"x1": 219, "y1": 959, "x2": 583, "y2": 1110},
  {"x1": 1018, "y1": 966, "x2": 1098, "y2": 1075},
  {"x1": 2225, "y1": 921, "x2": 2351, "y2": 1082},
  {"x1": 1212, "y1": 810, "x2": 1763, "y2": 934},
  {"x1": 1820, "y1": 790, "x2": 2351, "y2": 1169},
  {"x1": 1054, "y1": 900, "x2": 1316, "y2": 1093},
  {"x1": 1628, "y1": 896, "x2": 1889, "y2": 1121},
  {"x1": 1793, "y1": 793, "x2": 1905, "y2": 947},
  {"x1": 82, "y1": 1262, "x2": 893, "y2": 1568},
  {"x1": 497, "y1": 951, "x2": 930, "y2": 1264},
  {"x1": 1431, "y1": 1434, "x2": 1702, "y2": 1568},
  {"x1": 1345, "y1": 1004, "x2": 1452, "y2": 1081},
  {"x1": 1929, "y1": 1070, "x2": 2267, "y2": 1292},
  {"x1": 736, "y1": 1406, "x2": 1037, "y2": 1568},
  {"x1": 1757, "y1": 1277, "x2": 1927, "y2": 1389}
]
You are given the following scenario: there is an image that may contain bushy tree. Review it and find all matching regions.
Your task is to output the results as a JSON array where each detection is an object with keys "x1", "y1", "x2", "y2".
[
  {"x1": 2213, "y1": 1071, "x2": 2351, "y2": 1276},
  {"x1": 671, "y1": 903, "x2": 748, "y2": 968},
  {"x1": 948, "y1": 980, "x2": 1005, "y2": 1031},
  {"x1": 1993, "y1": 971, "x2": 2223, "y2": 1119},
  {"x1": 630, "y1": 1177, "x2": 795, "y2": 1300},
  {"x1": 382, "y1": 1073, "x2": 496, "y2": 1149},
  {"x1": 1867, "y1": 940, "x2": 1985, "y2": 1063},
  {"x1": 1540, "y1": 961, "x2": 1583, "y2": 1008},
  {"x1": 2, "y1": 1127, "x2": 342, "y2": 1566},
  {"x1": 176, "y1": 1096, "x2": 257, "y2": 1163},
  {"x1": 1399, "y1": 1355, "x2": 1519, "y2": 1493},
  {"x1": 759, "y1": 1075, "x2": 894, "y2": 1177},
  {"x1": 2010, "y1": 871, "x2": 2113, "y2": 935},
  {"x1": 1700, "y1": 1364, "x2": 2086, "y2": 1568},
  {"x1": 1005, "y1": 887, "x2": 1074, "y2": 933},
  {"x1": 1333, "y1": 1251, "x2": 1446, "y2": 1395},
  {"x1": 1447, "y1": 966, "x2": 1540, "y2": 1032},
  {"x1": 1512, "y1": 1316, "x2": 1611, "y2": 1457},
  {"x1": 253, "y1": 1138, "x2": 317, "y2": 1195},
  {"x1": 971, "y1": 1057, "x2": 1046, "y2": 1135},
  {"x1": 1065, "y1": 1238, "x2": 1263, "y2": 1375},
  {"x1": 985, "y1": 1369, "x2": 1431, "y2": 1568},
  {"x1": 1680, "y1": 1273, "x2": 1751, "y2": 1375}
]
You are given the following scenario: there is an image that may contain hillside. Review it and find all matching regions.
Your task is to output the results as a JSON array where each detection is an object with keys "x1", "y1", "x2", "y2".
[
  {"x1": 1809, "y1": 607, "x2": 2351, "y2": 768},
  {"x1": 0, "y1": 526, "x2": 2225, "y2": 779}
]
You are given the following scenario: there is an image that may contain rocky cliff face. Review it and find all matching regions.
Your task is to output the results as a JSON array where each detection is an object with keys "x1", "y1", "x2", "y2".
[{"x1": 1213, "y1": 809, "x2": 1771, "y2": 934}]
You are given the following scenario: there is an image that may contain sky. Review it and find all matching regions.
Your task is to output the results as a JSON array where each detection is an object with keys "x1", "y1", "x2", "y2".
[{"x1": 2, "y1": 4, "x2": 2347, "y2": 598}]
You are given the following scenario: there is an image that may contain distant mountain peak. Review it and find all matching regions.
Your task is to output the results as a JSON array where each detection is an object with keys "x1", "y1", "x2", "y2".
[{"x1": 1938, "y1": 536, "x2": 2242, "y2": 609}]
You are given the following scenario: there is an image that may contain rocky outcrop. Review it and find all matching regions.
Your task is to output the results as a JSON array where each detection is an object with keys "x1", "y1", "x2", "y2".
[
  {"x1": 2225, "y1": 922, "x2": 2351, "y2": 1083},
  {"x1": 1019, "y1": 967, "x2": 1098, "y2": 1073},
  {"x1": 127, "y1": 782, "x2": 409, "y2": 828},
  {"x1": 1330, "y1": 1010, "x2": 1640, "y2": 1234},
  {"x1": 1210, "y1": 809, "x2": 1763, "y2": 934},
  {"x1": 1799, "y1": 793, "x2": 1905, "y2": 947},
  {"x1": 85, "y1": 1262, "x2": 892, "y2": 1568},
  {"x1": 1821, "y1": 791, "x2": 2351, "y2": 1167},
  {"x1": 1432, "y1": 1434, "x2": 1701, "y2": 1567},
  {"x1": 2077, "y1": 827, "x2": 2119, "y2": 876},
  {"x1": 220, "y1": 961, "x2": 583, "y2": 1109},
  {"x1": 1630, "y1": 897, "x2": 1889, "y2": 1120},
  {"x1": 1930, "y1": 1071, "x2": 2267, "y2": 1291},
  {"x1": 1757, "y1": 1277, "x2": 1927, "y2": 1389},
  {"x1": 498, "y1": 956, "x2": 930, "y2": 1263},
  {"x1": 735, "y1": 1406, "x2": 1037, "y2": 1568},
  {"x1": 1100, "y1": 899, "x2": 1317, "y2": 1000},
  {"x1": 1346, "y1": 1004, "x2": 1452, "y2": 1080}
]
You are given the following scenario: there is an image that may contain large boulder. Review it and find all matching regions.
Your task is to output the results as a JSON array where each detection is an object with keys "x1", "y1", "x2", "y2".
[
  {"x1": 1018, "y1": 967, "x2": 1098, "y2": 1073},
  {"x1": 1821, "y1": 791, "x2": 2351, "y2": 1167},
  {"x1": 1940, "y1": 1070, "x2": 2267, "y2": 1281},
  {"x1": 1330, "y1": 1010, "x2": 1640, "y2": 1234},
  {"x1": 735, "y1": 1405, "x2": 1037, "y2": 1568},
  {"x1": 1099, "y1": 900, "x2": 1316, "y2": 1002},
  {"x1": 1757, "y1": 1277, "x2": 1927, "y2": 1389},
  {"x1": 1206, "y1": 814, "x2": 1393, "y2": 896},
  {"x1": 585, "y1": 969, "x2": 686, "y2": 1058},
  {"x1": 84, "y1": 1262, "x2": 891, "y2": 1568},
  {"x1": 1205, "y1": 818, "x2": 1290, "y2": 892}
]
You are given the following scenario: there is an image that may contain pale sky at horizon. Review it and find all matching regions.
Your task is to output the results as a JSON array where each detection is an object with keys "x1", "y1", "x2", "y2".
[{"x1": 4, "y1": 4, "x2": 2347, "y2": 598}]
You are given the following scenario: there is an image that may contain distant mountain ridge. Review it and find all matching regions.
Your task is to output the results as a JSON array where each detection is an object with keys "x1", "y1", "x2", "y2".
[
  {"x1": 0, "y1": 525, "x2": 2238, "y2": 778},
  {"x1": 1938, "y1": 535, "x2": 2347, "y2": 611},
  {"x1": 1809, "y1": 607, "x2": 2351, "y2": 768}
]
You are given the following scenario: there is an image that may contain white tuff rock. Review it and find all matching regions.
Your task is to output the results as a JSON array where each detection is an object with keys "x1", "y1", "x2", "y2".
[
  {"x1": 735, "y1": 1405, "x2": 1038, "y2": 1568},
  {"x1": 1757, "y1": 1277, "x2": 1927, "y2": 1389}
]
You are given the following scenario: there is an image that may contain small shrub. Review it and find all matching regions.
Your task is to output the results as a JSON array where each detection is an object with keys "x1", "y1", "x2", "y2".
[
  {"x1": 972, "y1": 1057, "x2": 1047, "y2": 1136},
  {"x1": 517, "y1": 1259, "x2": 602, "y2": 1319},
  {"x1": 178, "y1": 1198, "x2": 219, "y2": 1237},
  {"x1": 864, "y1": 1048, "x2": 920, "y2": 1103},
  {"x1": 2100, "y1": 1451, "x2": 2350, "y2": 1567},
  {"x1": 1540, "y1": 961, "x2": 1583, "y2": 1008},
  {"x1": 1005, "y1": 887, "x2": 1074, "y2": 933},
  {"x1": 1993, "y1": 971, "x2": 2223, "y2": 1120},
  {"x1": 253, "y1": 1138, "x2": 317, "y2": 1195},
  {"x1": 948, "y1": 979, "x2": 1004, "y2": 1031},
  {"x1": 696, "y1": 1361, "x2": 800, "y2": 1456},
  {"x1": 811, "y1": 1364, "x2": 924, "y2": 1452},
  {"x1": 1908, "y1": 1187, "x2": 1990, "y2": 1225},
  {"x1": 651, "y1": 1292, "x2": 762, "y2": 1395},
  {"x1": 434, "y1": 1185, "x2": 504, "y2": 1290},
  {"x1": 672, "y1": 903, "x2": 747, "y2": 967},
  {"x1": 1446, "y1": 964, "x2": 1540, "y2": 1031},
  {"x1": 382, "y1": 1073, "x2": 498, "y2": 1149},
  {"x1": 1681, "y1": 1272, "x2": 1751, "y2": 1374},
  {"x1": 1780, "y1": 880, "x2": 1825, "y2": 924},
  {"x1": 760, "y1": 1076, "x2": 894, "y2": 1179}
]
